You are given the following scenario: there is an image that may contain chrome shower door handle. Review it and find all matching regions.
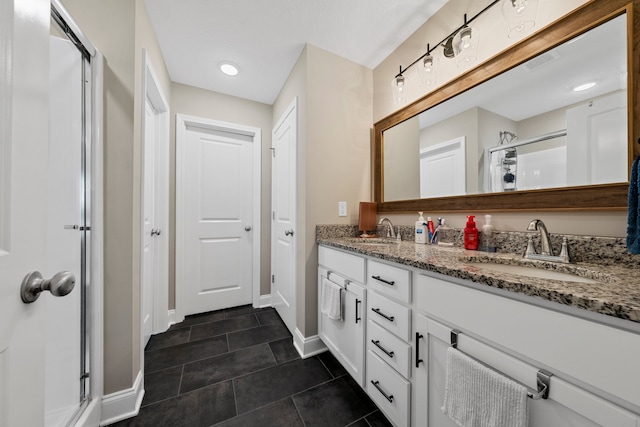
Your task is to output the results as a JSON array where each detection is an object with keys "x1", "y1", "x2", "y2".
[
  {"x1": 284, "y1": 229, "x2": 294, "y2": 236},
  {"x1": 20, "y1": 271, "x2": 76, "y2": 303}
]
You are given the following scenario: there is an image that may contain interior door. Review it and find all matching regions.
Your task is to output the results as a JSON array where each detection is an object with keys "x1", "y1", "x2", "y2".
[
  {"x1": 271, "y1": 100, "x2": 297, "y2": 335},
  {"x1": 181, "y1": 122, "x2": 253, "y2": 315},
  {"x1": 0, "y1": 0, "x2": 53, "y2": 425},
  {"x1": 142, "y1": 97, "x2": 157, "y2": 346}
]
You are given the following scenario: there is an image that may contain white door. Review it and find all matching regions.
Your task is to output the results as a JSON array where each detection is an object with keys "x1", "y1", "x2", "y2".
[
  {"x1": 566, "y1": 91, "x2": 628, "y2": 186},
  {"x1": 271, "y1": 100, "x2": 297, "y2": 335},
  {"x1": 420, "y1": 136, "x2": 466, "y2": 198},
  {"x1": 141, "y1": 53, "x2": 169, "y2": 343},
  {"x1": 142, "y1": 98, "x2": 157, "y2": 346},
  {"x1": 0, "y1": 0, "x2": 56, "y2": 425},
  {"x1": 178, "y1": 118, "x2": 254, "y2": 316}
]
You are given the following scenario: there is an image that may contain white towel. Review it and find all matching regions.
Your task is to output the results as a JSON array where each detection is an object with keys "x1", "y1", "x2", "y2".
[
  {"x1": 321, "y1": 277, "x2": 342, "y2": 320},
  {"x1": 442, "y1": 347, "x2": 529, "y2": 427}
]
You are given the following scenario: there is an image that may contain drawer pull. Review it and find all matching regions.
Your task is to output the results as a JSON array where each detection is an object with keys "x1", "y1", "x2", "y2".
[
  {"x1": 415, "y1": 332, "x2": 424, "y2": 368},
  {"x1": 371, "y1": 339, "x2": 395, "y2": 358},
  {"x1": 371, "y1": 380, "x2": 394, "y2": 403},
  {"x1": 372, "y1": 275, "x2": 395, "y2": 286},
  {"x1": 371, "y1": 307, "x2": 395, "y2": 322},
  {"x1": 355, "y1": 299, "x2": 362, "y2": 324}
]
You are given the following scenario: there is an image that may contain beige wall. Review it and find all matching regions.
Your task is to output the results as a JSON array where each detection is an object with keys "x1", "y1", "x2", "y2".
[
  {"x1": 169, "y1": 82, "x2": 273, "y2": 306},
  {"x1": 384, "y1": 116, "x2": 420, "y2": 201},
  {"x1": 61, "y1": 0, "x2": 171, "y2": 394},
  {"x1": 273, "y1": 45, "x2": 373, "y2": 337},
  {"x1": 373, "y1": 0, "x2": 628, "y2": 237}
]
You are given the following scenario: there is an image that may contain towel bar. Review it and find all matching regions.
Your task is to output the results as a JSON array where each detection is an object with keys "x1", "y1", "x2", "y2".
[{"x1": 449, "y1": 328, "x2": 552, "y2": 400}]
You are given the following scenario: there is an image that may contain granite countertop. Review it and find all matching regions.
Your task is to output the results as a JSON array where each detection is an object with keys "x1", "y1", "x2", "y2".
[{"x1": 317, "y1": 236, "x2": 640, "y2": 325}]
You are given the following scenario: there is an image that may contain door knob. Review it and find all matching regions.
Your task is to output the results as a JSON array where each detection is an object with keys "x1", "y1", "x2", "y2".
[
  {"x1": 285, "y1": 229, "x2": 294, "y2": 236},
  {"x1": 20, "y1": 271, "x2": 76, "y2": 303},
  {"x1": 245, "y1": 226, "x2": 252, "y2": 231},
  {"x1": 151, "y1": 229, "x2": 161, "y2": 236}
]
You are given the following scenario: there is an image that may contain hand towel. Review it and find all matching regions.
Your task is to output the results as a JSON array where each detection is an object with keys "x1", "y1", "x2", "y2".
[
  {"x1": 321, "y1": 277, "x2": 342, "y2": 320},
  {"x1": 627, "y1": 157, "x2": 640, "y2": 254},
  {"x1": 442, "y1": 347, "x2": 529, "y2": 427}
]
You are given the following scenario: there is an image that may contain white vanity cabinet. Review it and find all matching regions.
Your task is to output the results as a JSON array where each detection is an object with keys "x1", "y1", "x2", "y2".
[
  {"x1": 318, "y1": 247, "x2": 367, "y2": 386},
  {"x1": 366, "y1": 259, "x2": 413, "y2": 427},
  {"x1": 413, "y1": 273, "x2": 640, "y2": 426}
]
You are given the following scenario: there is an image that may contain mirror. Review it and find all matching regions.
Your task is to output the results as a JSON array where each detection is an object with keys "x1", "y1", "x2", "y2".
[{"x1": 374, "y1": 0, "x2": 639, "y2": 212}]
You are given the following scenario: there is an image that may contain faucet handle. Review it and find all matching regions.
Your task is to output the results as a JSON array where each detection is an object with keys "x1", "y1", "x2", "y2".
[
  {"x1": 559, "y1": 237, "x2": 570, "y2": 263},
  {"x1": 525, "y1": 235, "x2": 536, "y2": 256}
]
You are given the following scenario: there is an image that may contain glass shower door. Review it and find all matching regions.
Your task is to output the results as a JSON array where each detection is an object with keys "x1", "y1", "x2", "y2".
[{"x1": 46, "y1": 9, "x2": 91, "y2": 426}]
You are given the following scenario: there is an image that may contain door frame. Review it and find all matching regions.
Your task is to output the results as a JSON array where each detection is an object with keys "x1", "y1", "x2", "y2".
[
  {"x1": 140, "y1": 50, "x2": 170, "y2": 339},
  {"x1": 175, "y1": 114, "x2": 261, "y2": 323}
]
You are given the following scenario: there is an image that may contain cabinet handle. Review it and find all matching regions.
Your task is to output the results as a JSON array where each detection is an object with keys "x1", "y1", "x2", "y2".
[
  {"x1": 370, "y1": 380, "x2": 394, "y2": 403},
  {"x1": 371, "y1": 275, "x2": 395, "y2": 286},
  {"x1": 371, "y1": 307, "x2": 395, "y2": 322},
  {"x1": 371, "y1": 339, "x2": 395, "y2": 358},
  {"x1": 355, "y1": 299, "x2": 361, "y2": 324},
  {"x1": 415, "y1": 332, "x2": 424, "y2": 368}
]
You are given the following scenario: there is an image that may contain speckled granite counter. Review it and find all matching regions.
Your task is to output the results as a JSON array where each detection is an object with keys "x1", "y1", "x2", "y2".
[{"x1": 317, "y1": 226, "x2": 640, "y2": 326}]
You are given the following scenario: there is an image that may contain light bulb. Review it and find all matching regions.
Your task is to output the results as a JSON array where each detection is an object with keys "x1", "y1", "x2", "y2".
[
  {"x1": 512, "y1": 0, "x2": 528, "y2": 16},
  {"x1": 459, "y1": 27, "x2": 472, "y2": 50},
  {"x1": 423, "y1": 55, "x2": 433, "y2": 73}
]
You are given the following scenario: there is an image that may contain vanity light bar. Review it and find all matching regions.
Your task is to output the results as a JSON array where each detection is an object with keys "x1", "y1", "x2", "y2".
[{"x1": 395, "y1": 0, "x2": 500, "y2": 78}]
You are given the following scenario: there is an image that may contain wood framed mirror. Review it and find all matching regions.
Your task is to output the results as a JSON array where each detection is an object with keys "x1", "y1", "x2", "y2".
[{"x1": 373, "y1": 0, "x2": 639, "y2": 213}]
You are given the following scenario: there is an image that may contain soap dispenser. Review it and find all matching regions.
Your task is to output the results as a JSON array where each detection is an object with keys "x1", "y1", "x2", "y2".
[
  {"x1": 481, "y1": 214, "x2": 496, "y2": 252},
  {"x1": 415, "y1": 212, "x2": 427, "y2": 244},
  {"x1": 464, "y1": 215, "x2": 478, "y2": 250}
]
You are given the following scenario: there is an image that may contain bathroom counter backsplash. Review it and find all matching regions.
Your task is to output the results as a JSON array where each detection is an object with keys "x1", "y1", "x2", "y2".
[{"x1": 316, "y1": 224, "x2": 640, "y2": 325}]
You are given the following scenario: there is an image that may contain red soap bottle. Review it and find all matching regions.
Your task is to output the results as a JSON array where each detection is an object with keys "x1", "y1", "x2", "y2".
[{"x1": 464, "y1": 215, "x2": 478, "y2": 250}]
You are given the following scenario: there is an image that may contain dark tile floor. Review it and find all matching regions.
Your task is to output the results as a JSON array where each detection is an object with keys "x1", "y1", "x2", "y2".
[{"x1": 110, "y1": 305, "x2": 391, "y2": 427}]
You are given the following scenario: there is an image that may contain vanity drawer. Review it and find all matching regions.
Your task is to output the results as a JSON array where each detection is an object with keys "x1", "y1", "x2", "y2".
[
  {"x1": 367, "y1": 350, "x2": 410, "y2": 427},
  {"x1": 368, "y1": 260, "x2": 411, "y2": 304},
  {"x1": 367, "y1": 320, "x2": 411, "y2": 378},
  {"x1": 369, "y1": 291, "x2": 411, "y2": 341},
  {"x1": 318, "y1": 246, "x2": 365, "y2": 283}
]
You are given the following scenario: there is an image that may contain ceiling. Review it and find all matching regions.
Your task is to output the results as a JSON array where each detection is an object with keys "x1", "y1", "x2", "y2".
[
  {"x1": 144, "y1": 0, "x2": 448, "y2": 105},
  {"x1": 419, "y1": 14, "x2": 627, "y2": 129}
]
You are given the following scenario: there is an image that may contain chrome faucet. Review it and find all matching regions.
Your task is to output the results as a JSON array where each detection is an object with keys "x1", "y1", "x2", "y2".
[
  {"x1": 527, "y1": 219, "x2": 553, "y2": 256},
  {"x1": 378, "y1": 217, "x2": 396, "y2": 238},
  {"x1": 525, "y1": 219, "x2": 570, "y2": 263}
]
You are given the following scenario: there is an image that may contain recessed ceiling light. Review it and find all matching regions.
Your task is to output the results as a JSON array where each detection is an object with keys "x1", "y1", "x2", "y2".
[
  {"x1": 573, "y1": 81, "x2": 597, "y2": 92},
  {"x1": 219, "y1": 62, "x2": 239, "y2": 76}
]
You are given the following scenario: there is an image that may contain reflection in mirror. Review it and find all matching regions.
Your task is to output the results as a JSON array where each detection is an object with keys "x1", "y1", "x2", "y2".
[{"x1": 383, "y1": 14, "x2": 627, "y2": 202}]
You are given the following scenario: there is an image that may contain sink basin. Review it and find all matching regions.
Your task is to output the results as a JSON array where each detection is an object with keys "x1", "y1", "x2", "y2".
[{"x1": 467, "y1": 261, "x2": 601, "y2": 284}]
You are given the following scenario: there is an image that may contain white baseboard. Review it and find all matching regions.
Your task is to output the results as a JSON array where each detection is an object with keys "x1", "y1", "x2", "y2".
[
  {"x1": 168, "y1": 309, "x2": 177, "y2": 327},
  {"x1": 100, "y1": 370, "x2": 144, "y2": 426},
  {"x1": 257, "y1": 294, "x2": 272, "y2": 308},
  {"x1": 293, "y1": 328, "x2": 327, "y2": 359}
]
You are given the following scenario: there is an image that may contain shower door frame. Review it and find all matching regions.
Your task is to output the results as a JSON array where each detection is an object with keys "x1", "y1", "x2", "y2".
[{"x1": 50, "y1": 1, "x2": 104, "y2": 425}]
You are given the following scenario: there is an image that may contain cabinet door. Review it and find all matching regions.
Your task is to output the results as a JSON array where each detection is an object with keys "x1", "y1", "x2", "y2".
[
  {"x1": 413, "y1": 314, "x2": 639, "y2": 427},
  {"x1": 413, "y1": 313, "x2": 457, "y2": 427},
  {"x1": 318, "y1": 269, "x2": 366, "y2": 386}
]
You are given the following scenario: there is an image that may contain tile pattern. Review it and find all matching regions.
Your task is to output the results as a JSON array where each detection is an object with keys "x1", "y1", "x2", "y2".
[
  {"x1": 109, "y1": 305, "x2": 391, "y2": 427},
  {"x1": 317, "y1": 226, "x2": 640, "y2": 324}
]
